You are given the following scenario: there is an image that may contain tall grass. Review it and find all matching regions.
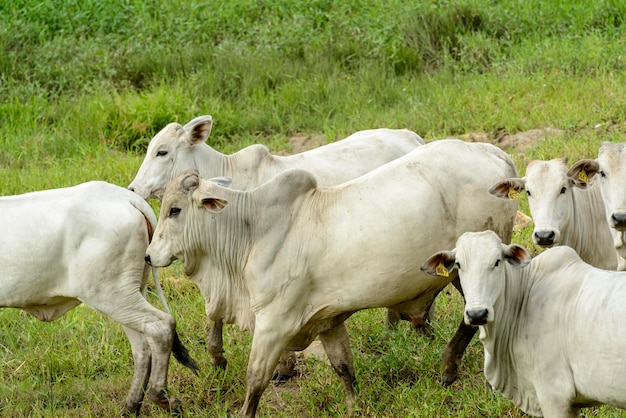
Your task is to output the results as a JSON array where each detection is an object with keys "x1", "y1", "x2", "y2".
[{"x1": 0, "y1": 0, "x2": 626, "y2": 416}]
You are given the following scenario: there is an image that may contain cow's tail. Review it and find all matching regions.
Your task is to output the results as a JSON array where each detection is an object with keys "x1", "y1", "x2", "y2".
[
  {"x1": 173, "y1": 330, "x2": 200, "y2": 375},
  {"x1": 129, "y1": 198, "x2": 174, "y2": 316}
]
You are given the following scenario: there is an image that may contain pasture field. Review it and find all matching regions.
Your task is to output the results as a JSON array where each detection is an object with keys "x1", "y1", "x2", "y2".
[{"x1": 1, "y1": 0, "x2": 626, "y2": 416}]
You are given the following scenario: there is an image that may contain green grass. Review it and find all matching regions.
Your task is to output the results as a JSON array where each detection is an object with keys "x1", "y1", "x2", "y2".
[{"x1": 1, "y1": 0, "x2": 626, "y2": 416}]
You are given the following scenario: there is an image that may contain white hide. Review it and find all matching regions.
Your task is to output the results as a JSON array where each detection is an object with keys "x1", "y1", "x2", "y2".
[
  {"x1": 490, "y1": 157, "x2": 624, "y2": 270},
  {"x1": 128, "y1": 115, "x2": 424, "y2": 199},
  {"x1": 0, "y1": 181, "x2": 188, "y2": 414},
  {"x1": 569, "y1": 142, "x2": 626, "y2": 262},
  {"x1": 146, "y1": 139, "x2": 519, "y2": 417},
  {"x1": 422, "y1": 230, "x2": 626, "y2": 418}
]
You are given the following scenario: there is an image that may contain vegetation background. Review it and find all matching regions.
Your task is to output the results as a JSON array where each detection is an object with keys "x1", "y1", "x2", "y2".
[{"x1": 1, "y1": 0, "x2": 625, "y2": 416}]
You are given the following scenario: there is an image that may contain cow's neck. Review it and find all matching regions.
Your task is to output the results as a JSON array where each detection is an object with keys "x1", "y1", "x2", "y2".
[
  {"x1": 564, "y1": 185, "x2": 617, "y2": 269},
  {"x1": 481, "y1": 265, "x2": 542, "y2": 416},
  {"x1": 186, "y1": 195, "x2": 256, "y2": 332}
]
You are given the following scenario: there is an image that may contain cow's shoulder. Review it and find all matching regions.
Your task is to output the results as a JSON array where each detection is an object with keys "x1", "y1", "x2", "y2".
[{"x1": 254, "y1": 168, "x2": 318, "y2": 205}]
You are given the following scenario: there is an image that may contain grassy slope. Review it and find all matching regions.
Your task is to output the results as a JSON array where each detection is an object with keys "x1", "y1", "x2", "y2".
[{"x1": 0, "y1": 0, "x2": 626, "y2": 416}]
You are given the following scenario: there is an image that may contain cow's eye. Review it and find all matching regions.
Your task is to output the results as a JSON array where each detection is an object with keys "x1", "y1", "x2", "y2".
[
  {"x1": 600, "y1": 170, "x2": 606, "y2": 178},
  {"x1": 455, "y1": 262, "x2": 461, "y2": 270},
  {"x1": 494, "y1": 259, "x2": 501, "y2": 268},
  {"x1": 156, "y1": 150, "x2": 168, "y2": 157},
  {"x1": 560, "y1": 187, "x2": 567, "y2": 194},
  {"x1": 168, "y1": 207, "x2": 181, "y2": 217},
  {"x1": 526, "y1": 190, "x2": 532, "y2": 197}
]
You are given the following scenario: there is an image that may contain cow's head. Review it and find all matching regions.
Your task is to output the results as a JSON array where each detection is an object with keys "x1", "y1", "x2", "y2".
[
  {"x1": 129, "y1": 115, "x2": 213, "y2": 200},
  {"x1": 421, "y1": 230, "x2": 531, "y2": 326},
  {"x1": 569, "y1": 142, "x2": 626, "y2": 233},
  {"x1": 489, "y1": 157, "x2": 581, "y2": 247},
  {"x1": 568, "y1": 142, "x2": 626, "y2": 258},
  {"x1": 145, "y1": 169, "x2": 231, "y2": 272}
]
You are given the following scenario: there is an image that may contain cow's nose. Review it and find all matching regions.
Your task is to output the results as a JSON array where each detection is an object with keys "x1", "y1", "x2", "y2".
[
  {"x1": 466, "y1": 309, "x2": 488, "y2": 326},
  {"x1": 145, "y1": 255, "x2": 152, "y2": 265},
  {"x1": 534, "y1": 230, "x2": 556, "y2": 246},
  {"x1": 611, "y1": 213, "x2": 626, "y2": 230}
]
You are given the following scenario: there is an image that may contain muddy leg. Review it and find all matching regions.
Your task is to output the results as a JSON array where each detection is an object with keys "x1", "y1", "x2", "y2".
[{"x1": 319, "y1": 322, "x2": 357, "y2": 416}]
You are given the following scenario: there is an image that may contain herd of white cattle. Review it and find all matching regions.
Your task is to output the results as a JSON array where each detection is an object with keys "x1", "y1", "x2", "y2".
[{"x1": 3, "y1": 115, "x2": 626, "y2": 417}]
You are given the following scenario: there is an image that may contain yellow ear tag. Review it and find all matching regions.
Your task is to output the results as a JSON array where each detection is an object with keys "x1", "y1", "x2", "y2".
[
  {"x1": 507, "y1": 187, "x2": 520, "y2": 200},
  {"x1": 578, "y1": 168, "x2": 588, "y2": 183},
  {"x1": 435, "y1": 262, "x2": 449, "y2": 277}
]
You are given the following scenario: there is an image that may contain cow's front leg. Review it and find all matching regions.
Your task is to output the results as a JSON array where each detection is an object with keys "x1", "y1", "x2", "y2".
[
  {"x1": 319, "y1": 322, "x2": 357, "y2": 416},
  {"x1": 240, "y1": 322, "x2": 290, "y2": 418}
]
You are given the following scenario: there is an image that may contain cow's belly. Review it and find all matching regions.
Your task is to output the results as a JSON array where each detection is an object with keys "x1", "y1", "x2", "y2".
[{"x1": 571, "y1": 357, "x2": 626, "y2": 408}]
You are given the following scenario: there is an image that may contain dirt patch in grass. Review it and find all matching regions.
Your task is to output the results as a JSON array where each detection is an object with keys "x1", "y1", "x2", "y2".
[{"x1": 287, "y1": 128, "x2": 566, "y2": 155}]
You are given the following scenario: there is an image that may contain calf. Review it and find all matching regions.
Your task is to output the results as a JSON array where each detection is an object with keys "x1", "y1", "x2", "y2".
[
  {"x1": 145, "y1": 139, "x2": 518, "y2": 416},
  {"x1": 423, "y1": 230, "x2": 626, "y2": 417}
]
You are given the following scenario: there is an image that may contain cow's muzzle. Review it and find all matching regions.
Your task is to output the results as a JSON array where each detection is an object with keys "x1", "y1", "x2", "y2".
[
  {"x1": 533, "y1": 230, "x2": 556, "y2": 247},
  {"x1": 466, "y1": 309, "x2": 489, "y2": 326}
]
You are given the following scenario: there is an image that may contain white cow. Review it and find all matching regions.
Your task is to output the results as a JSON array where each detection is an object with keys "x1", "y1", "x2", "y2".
[
  {"x1": 422, "y1": 230, "x2": 626, "y2": 418},
  {"x1": 489, "y1": 157, "x2": 624, "y2": 270},
  {"x1": 128, "y1": 114, "x2": 425, "y2": 375},
  {"x1": 0, "y1": 181, "x2": 199, "y2": 415},
  {"x1": 569, "y1": 142, "x2": 626, "y2": 261},
  {"x1": 145, "y1": 139, "x2": 519, "y2": 417},
  {"x1": 128, "y1": 115, "x2": 424, "y2": 200}
]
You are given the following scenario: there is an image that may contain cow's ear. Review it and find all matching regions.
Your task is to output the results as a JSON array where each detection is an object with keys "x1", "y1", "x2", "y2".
[
  {"x1": 489, "y1": 178, "x2": 525, "y2": 201},
  {"x1": 503, "y1": 243, "x2": 532, "y2": 268},
  {"x1": 183, "y1": 115, "x2": 213, "y2": 146},
  {"x1": 209, "y1": 176, "x2": 232, "y2": 189},
  {"x1": 201, "y1": 197, "x2": 229, "y2": 213},
  {"x1": 180, "y1": 170, "x2": 200, "y2": 193},
  {"x1": 421, "y1": 250, "x2": 456, "y2": 277},
  {"x1": 567, "y1": 159, "x2": 599, "y2": 189}
]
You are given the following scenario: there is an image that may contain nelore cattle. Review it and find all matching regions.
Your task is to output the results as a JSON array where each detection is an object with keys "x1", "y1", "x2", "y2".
[
  {"x1": 128, "y1": 115, "x2": 424, "y2": 200},
  {"x1": 569, "y1": 142, "x2": 626, "y2": 262},
  {"x1": 128, "y1": 114, "x2": 424, "y2": 376},
  {"x1": 0, "y1": 181, "x2": 198, "y2": 415},
  {"x1": 422, "y1": 230, "x2": 626, "y2": 418},
  {"x1": 489, "y1": 157, "x2": 625, "y2": 270},
  {"x1": 144, "y1": 139, "x2": 519, "y2": 417}
]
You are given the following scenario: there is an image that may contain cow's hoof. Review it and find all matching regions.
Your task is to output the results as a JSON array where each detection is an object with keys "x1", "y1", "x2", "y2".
[
  {"x1": 121, "y1": 402, "x2": 142, "y2": 417},
  {"x1": 210, "y1": 356, "x2": 228, "y2": 369},
  {"x1": 148, "y1": 388, "x2": 182, "y2": 413},
  {"x1": 442, "y1": 372, "x2": 457, "y2": 387},
  {"x1": 271, "y1": 372, "x2": 294, "y2": 383}
]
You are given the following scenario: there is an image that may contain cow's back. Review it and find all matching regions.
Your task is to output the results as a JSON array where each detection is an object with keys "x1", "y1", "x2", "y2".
[
  {"x1": 263, "y1": 129, "x2": 424, "y2": 187},
  {"x1": 0, "y1": 181, "x2": 151, "y2": 312},
  {"x1": 284, "y1": 139, "x2": 518, "y2": 312}
]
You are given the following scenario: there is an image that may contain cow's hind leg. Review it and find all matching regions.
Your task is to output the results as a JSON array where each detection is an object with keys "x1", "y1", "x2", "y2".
[
  {"x1": 319, "y1": 322, "x2": 357, "y2": 416},
  {"x1": 120, "y1": 325, "x2": 152, "y2": 416},
  {"x1": 441, "y1": 278, "x2": 477, "y2": 386},
  {"x1": 207, "y1": 318, "x2": 228, "y2": 368},
  {"x1": 83, "y1": 290, "x2": 183, "y2": 415},
  {"x1": 441, "y1": 320, "x2": 477, "y2": 386}
]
